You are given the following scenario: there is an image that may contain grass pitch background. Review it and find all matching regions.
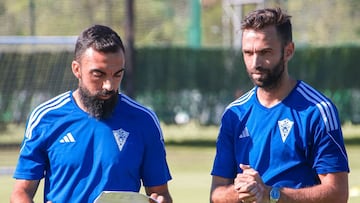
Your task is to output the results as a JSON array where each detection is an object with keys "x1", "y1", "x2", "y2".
[{"x1": 1, "y1": 123, "x2": 359, "y2": 203}]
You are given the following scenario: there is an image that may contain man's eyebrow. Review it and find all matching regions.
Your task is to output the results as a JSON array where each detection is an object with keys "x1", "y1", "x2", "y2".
[
  {"x1": 114, "y1": 68, "x2": 125, "y2": 75},
  {"x1": 90, "y1": 69, "x2": 106, "y2": 73},
  {"x1": 117, "y1": 68, "x2": 125, "y2": 72},
  {"x1": 243, "y1": 47, "x2": 273, "y2": 52}
]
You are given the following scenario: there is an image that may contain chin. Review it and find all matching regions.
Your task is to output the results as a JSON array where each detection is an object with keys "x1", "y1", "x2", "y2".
[{"x1": 251, "y1": 78, "x2": 264, "y2": 86}]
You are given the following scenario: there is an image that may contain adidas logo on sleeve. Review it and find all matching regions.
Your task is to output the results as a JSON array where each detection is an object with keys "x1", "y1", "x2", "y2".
[{"x1": 60, "y1": 132, "x2": 76, "y2": 143}]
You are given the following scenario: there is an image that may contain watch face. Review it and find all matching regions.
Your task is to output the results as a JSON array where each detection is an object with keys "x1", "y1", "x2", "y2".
[{"x1": 270, "y1": 187, "x2": 280, "y2": 200}]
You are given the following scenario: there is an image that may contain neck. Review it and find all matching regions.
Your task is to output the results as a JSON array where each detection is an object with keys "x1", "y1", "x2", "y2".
[
  {"x1": 257, "y1": 76, "x2": 297, "y2": 108},
  {"x1": 72, "y1": 89, "x2": 87, "y2": 112}
]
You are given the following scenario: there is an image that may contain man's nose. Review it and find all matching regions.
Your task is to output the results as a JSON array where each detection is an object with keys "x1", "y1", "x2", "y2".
[
  {"x1": 102, "y1": 79, "x2": 114, "y2": 91},
  {"x1": 251, "y1": 54, "x2": 262, "y2": 69}
]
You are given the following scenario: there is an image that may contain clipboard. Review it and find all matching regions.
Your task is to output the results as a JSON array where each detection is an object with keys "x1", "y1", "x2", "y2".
[{"x1": 94, "y1": 191, "x2": 159, "y2": 203}]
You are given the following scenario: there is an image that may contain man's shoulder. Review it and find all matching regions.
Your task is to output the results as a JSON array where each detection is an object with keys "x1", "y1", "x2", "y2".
[
  {"x1": 226, "y1": 87, "x2": 256, "y2": 110},
  {"x1": 28, "y1": 91, "x2": 73, "y2": 121},
  {"x1": 24, "y1": 91, "x2": 74, "y2": 139},
  {"x1": 293, "y1": 81, "x2": 341, "y2": 131},
  {"x1": 294, "y1": 81, "x2": 334, "y2": 105},
  {"x1": 118, "y1": 94, "x2": 157, "y2": 119}
]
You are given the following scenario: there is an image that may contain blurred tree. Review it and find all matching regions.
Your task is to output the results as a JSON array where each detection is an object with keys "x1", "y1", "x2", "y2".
[{"x1": 0, "y1": 0, "x2": 358, "y2": 46}]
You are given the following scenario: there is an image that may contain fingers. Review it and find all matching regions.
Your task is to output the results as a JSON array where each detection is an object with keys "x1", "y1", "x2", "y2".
[
  {"x1": 149, "y1": 193, "x2": 164, "y2": 203},
  {"x1": 235, "y1": 180, "x2": 259, "y2": 202},
  {"x1": 236, "y1": 164, "x2": 266, "y2": 203},
  {"x1": 235, "y1": 180, "x2": 258, "y2": 193},
  {"x1": 235, "y1": 175, "x2": 253, "y2": 190},
  {"x1": 235, "y1": 168, "x2": 257, "y2": 190},
  {"x1": 239, "y1": 164, "x2": 265, "y2": 187},
  {"x1": 238, "y1": 179, "x2": 265, "y2": 203},
  {"x1": 240, "y1": 164, "x2": 259, "y2": 176},
  {"x1": 235, "y1": 164, "x2": 256, "y2": 192},
  {"x1": 240, "y1": 163, "x2": 251, "y2": 170}
]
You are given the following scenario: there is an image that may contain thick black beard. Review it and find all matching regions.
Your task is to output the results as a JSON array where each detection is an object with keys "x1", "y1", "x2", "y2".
[{"x1": 78, "y1": 86, "x2": 118, "y2": 119}]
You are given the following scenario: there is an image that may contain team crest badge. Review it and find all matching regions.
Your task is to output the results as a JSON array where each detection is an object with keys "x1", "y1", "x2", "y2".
[
  {"x1": 277, "y1": 118, "x2": 294, "y2": 143},
  {"x1": 113, "y1": 128, "x2": 129, "y2": 151}
]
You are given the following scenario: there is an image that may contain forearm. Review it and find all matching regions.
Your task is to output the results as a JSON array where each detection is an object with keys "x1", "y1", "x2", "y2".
[
  {"x1": 211, "y1": 185, "x2": 241, "y2": 203},
  {"x1": 10, "y1": 190, "x2": 34, "y2": 203},
  {"x1": 278, "y1": 184, "x2": 348, "y2": 203},
  {"x1": 277, "y1": 172, "x2": 349, "y2": 203},
  {"x1": 11, "y1": 180, "x2": 39, "y2": 203}
]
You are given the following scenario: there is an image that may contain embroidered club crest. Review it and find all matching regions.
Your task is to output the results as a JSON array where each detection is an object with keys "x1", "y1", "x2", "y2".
[
  {"x1": 113, "y1": 128, "x2": 129, "y2": 151},
  {"x1": 277, "y1": 118, "x2": 294, "y2": 142}
]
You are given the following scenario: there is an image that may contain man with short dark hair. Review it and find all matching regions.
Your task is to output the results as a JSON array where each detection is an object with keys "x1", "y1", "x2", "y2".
[
  {"x1": 210, "y1": 8, "x2": 349, "y2": 203},
  {"x1": 11, "y1": 25, "x2": 173, "y2": 203}
]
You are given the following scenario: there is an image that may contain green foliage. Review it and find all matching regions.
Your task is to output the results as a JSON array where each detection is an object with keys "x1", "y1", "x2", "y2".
[
  {"x1": 0, "y1": 46, "x2": 359, "y2": 125},
  {"x1": 0, "y1": 0, "x2": 359, "y2": 46},
  {"x1": 290, "y1": 46, "x2": 360, "y2": 90},
  {"x1": 133, "y1": 47, "x2": 250, "y2": 93}
]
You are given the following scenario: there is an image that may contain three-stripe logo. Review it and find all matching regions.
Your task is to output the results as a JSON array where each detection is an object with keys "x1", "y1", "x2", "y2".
[{"x1": 60, "y1": 132, "x2": 76, "y2": 143}]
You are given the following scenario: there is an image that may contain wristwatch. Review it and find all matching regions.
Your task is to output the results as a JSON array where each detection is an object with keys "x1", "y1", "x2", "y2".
[{"x1": 270, "y1": 187, "x2": 281, "y2": 203}]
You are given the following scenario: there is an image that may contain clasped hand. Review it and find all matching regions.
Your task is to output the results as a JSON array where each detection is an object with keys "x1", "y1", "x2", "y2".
[{"x1": 234, "y1": 164, "x2": 268, "y2": 203}]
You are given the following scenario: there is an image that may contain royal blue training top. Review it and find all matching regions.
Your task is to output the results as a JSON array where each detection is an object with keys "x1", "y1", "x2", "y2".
[
  {"x1": 211, "y1": 81, "x2": 349, "y2": 188},
  {"x1": 14, "y1": 91, "x2": 172, "y2": 202}
]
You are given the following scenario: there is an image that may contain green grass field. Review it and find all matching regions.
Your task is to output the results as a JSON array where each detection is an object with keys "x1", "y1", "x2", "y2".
[{"x1": 1, "y1": 123, "x2": 359, "y2": 203}]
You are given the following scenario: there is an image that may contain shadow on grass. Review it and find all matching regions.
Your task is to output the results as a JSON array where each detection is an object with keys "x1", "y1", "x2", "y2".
[
  {"x1": 0, "y1": 143, "x2": 20, "y2": 149},
  {"x1": 345, "y1": 137, "x2": 360, "y2": 145}
]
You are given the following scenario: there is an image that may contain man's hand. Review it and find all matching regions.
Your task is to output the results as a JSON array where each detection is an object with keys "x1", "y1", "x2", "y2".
[
  {"x1": 149, "y1": 193, "x2": 163, "y2": 203},
  {"x1": 234, "y1": 164, "x2": 269, "y2": 203},
  {"x1": 145, "y1": 184, "x2": 172, "y2": 203}
]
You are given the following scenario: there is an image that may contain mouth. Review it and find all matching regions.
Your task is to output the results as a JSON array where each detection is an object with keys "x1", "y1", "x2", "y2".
[
  {"x1": 98, "y1": 95, "x2": 112, "y2": 100},
  {"x1": 252, "y1": 72, "x2": 264, "y2": 79},
  {"x1": 97, "y1": 91, "x2": 116, "y2": 100}
]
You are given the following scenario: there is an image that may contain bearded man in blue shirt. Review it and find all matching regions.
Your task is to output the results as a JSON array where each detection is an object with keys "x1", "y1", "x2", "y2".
[
  {"x1": 210, "y1": 8, "x2": 349, "y2": 203},
  {"x1": 11, "y1": 25, "x2": 172, "y2": 203}
]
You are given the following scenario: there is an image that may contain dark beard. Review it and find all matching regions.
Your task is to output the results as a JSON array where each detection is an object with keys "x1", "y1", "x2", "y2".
[
  {"x1": 250, "y1": 53, "x2": 285, "y2": 90},
  {"x1": 78, "y1": 86, "x2": 118, "y2": 119}
]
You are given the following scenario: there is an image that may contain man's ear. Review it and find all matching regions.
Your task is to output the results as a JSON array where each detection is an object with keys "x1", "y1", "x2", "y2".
[
  {"x1": 72, "y1": 61, "x2": 81, "y2": 79},
  {"x1": 284, "y1": 42, "x2": 295, "y2": 61}
]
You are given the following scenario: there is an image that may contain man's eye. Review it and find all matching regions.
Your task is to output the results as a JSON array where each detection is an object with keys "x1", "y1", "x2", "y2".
[
  {"x1": 92, "y1": 72, "x2": 103, "y2": 78},
  {"x1": 243, "y1": 51, "x2": 252, "y2": 56},
  {"x1": 260, "y1": 50, "x2": 270, "y2": 55},
  {"x1": 114, "y1": 69, "x2": 125, "y2": 77},
  {"x1": 115, "y1": 72, "x2": 124, "y2": 78}
]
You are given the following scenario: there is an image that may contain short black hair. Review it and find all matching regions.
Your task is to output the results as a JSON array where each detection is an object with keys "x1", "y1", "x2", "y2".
[{"x1": 74, "y1": 25, "x2": 125, "y2": 61}]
